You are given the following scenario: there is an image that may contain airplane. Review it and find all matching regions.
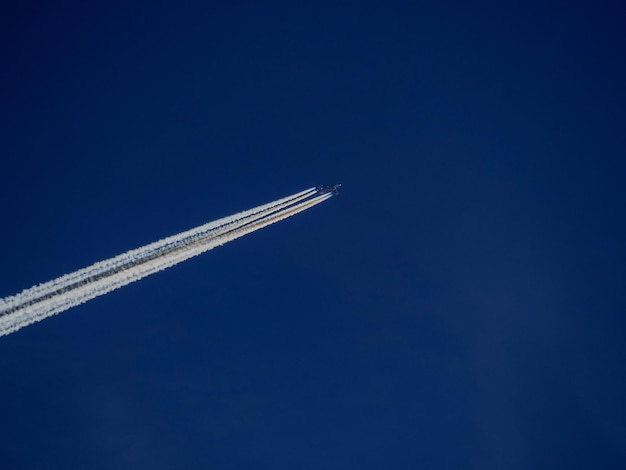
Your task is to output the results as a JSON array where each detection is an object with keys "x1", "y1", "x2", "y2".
[{"x1": 317, "y1": 184, "x2": 342, "y2": 195}]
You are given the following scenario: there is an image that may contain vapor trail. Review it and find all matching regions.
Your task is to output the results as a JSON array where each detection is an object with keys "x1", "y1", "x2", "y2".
[
  {"x1": 0, "y1": 189, "x2": 331, "y2": 337},
  {"x1": 0, "y1": 187, "x2": 316, "y2": 315}
]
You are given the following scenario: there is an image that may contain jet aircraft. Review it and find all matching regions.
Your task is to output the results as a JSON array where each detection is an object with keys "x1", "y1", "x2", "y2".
[{"x1": 317, "y1": 184, "x2": 342, "y2": 195}]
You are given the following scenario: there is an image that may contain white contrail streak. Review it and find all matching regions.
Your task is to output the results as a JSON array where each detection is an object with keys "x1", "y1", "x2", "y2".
[
  {"x1": 0, "y1": 189, "x2": 331, "y2": 337},
  {"x1": 0, "y1": 187, "x2": 316, "y2": 314}
]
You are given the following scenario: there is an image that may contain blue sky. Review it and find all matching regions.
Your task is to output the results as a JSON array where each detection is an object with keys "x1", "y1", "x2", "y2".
[{"x1": 1, "y1": 1, "x2": 625, "y2": 468}]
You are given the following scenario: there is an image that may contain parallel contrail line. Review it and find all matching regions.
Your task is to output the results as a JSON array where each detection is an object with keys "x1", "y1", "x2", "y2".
[
  {"x1": 0, "y1": 188, "x2": 316, "y2": 314},
  {"x1": 0, "y1": 189, "x2": 331, "y2": 336}
]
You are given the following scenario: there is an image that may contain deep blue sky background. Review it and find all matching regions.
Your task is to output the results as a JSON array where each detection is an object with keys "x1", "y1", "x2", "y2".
[{"x1": 1, "y1": 1, "x2": 625, "y2": 468}]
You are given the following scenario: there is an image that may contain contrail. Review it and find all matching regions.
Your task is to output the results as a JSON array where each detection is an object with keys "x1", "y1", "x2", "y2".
[
  {"x1": 0, "y1": 188, "x2": 333, "y2": 337},
  {"x1": 0, "y1": 187, "x2": 316, "y2": 315},
  {"x1": 0, "y1": 187, "x2": 317, "y2": 313}
]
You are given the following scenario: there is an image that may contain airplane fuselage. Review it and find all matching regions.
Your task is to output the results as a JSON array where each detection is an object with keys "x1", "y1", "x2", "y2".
[{"x1": 317, "y1": 184, "x2": 342, "y2": 195}]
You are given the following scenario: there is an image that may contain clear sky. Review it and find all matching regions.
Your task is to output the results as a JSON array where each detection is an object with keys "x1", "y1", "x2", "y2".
[{"x1": 1, "y1": 1, "x2": 625, "y2": 468}]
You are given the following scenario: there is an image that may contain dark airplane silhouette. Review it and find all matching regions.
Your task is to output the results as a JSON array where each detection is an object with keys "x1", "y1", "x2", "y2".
[{"x1": 317, "y1": 184, "x2": 342, "y2": 195}]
